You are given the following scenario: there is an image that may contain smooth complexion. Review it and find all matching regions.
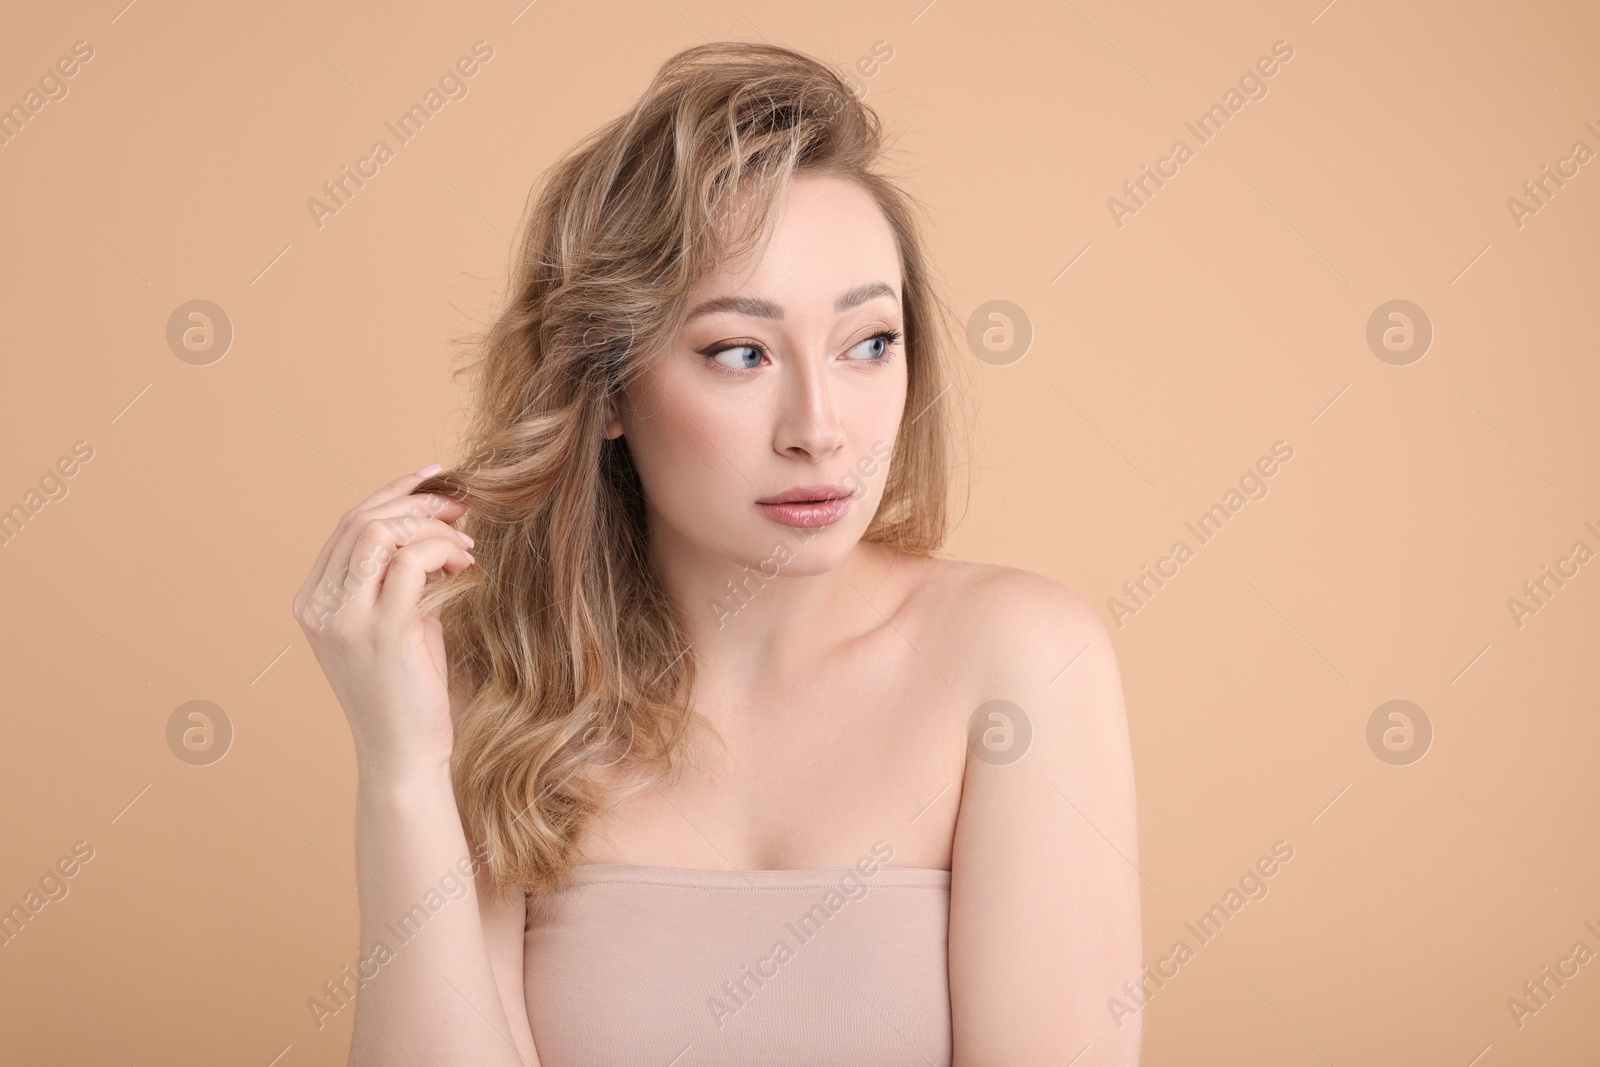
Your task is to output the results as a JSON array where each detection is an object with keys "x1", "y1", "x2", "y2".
[
  {"x1": 294, "y1": 172, "x2": 1141, "y2": 1066},
  {"x1": 600, "y1": 173, "x2": 911, "y2": 705}
]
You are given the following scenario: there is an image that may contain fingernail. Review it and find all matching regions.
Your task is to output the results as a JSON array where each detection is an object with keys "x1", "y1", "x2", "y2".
[
  {"x1": 459, "y1": 532, "x2": 475, "y2": 547},
  {"x1": 465, "y1": 551, "x2": 476, "y2": 564},
  {"x1": 415, "y1": 462, "x2": 443, "y2": 477}
]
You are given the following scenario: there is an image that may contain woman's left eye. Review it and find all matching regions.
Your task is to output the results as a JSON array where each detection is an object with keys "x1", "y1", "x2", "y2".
[{"x1": 847, "y1": 329, "x2": 902, "y2": 361}]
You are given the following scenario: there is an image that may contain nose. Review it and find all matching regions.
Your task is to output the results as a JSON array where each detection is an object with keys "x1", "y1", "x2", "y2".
[{"x1": 773, "y1": 350, "x2": 846, "y2": 462}]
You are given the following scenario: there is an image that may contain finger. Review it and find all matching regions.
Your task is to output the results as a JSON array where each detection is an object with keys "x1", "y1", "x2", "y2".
[
  {"x1": 373, "y1": 536, "x2": 476, "y2": 623},
  {"x1": 331, "y1": 491, "x2": 468, "y2": 577},
  {"x1": 362, "y1": 463, "x2": 445, "y2": 512},
  {"x1": 324, "y1": 511, "x2": 473, "y2": 618},
  {"x1": 298, "y1": 493, "x2": 465, "y2": 626},
  {"x1": 294, "y1": 466, "x2": 453, "y2": 612}
]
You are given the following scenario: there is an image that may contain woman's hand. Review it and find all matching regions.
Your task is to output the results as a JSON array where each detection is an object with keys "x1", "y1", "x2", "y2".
[{"x1": 291, "y1": 463, "x2": 476, "y2": 779}]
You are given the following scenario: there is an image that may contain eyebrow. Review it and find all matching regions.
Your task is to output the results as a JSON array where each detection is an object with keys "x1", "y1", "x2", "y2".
[{"x1": 682, "y1": 280, "x2": 899, "y2": 324}]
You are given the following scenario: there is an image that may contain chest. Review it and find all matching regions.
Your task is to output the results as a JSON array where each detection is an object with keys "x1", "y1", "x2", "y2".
[{"x1": 571, "y1": 649, "x2": 972, "y2": 871}]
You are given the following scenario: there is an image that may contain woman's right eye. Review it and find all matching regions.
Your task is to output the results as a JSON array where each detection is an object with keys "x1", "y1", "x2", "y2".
[{"x1": 707, "y1": 344, "x2": 765, "y2": 371}]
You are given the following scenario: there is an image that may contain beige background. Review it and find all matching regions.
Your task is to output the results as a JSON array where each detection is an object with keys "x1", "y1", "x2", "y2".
[{"x1": 2, "y1": 0, "x2": 1596, "y2": 1063}]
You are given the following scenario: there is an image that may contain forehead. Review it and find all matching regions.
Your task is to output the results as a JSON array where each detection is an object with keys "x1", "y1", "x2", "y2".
[{"x1": 684, "y1": 172, "x2": 903, "y2": 318}]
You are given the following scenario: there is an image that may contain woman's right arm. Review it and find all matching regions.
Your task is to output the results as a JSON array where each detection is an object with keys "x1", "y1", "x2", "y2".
[
  {"x1": 349, "y1": 762, "x2": 540, "y2": 1067},
  {"x1": 293, "y1": 464, "x2": 540, "y2": 1067}
]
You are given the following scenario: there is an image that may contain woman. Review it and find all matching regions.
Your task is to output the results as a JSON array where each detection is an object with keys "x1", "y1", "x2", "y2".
[{"x1": 293, "y1": 40, "x2": 1141, "y2": 1067}]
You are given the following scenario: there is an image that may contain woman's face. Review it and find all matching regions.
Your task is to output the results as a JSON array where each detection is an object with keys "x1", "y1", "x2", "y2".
[{"x1": 605, "y1": 172, "x2": 908, "y2": 580}]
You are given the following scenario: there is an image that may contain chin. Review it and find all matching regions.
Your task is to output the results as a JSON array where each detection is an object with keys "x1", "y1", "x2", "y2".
[{"x1": 725, "y1": 517, "x2": 862, "y2": 578}]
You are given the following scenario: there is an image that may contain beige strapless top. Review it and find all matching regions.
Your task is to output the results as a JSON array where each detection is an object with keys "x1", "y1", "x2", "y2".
[{"x1": 523, "y1": 863, "x2": 952, "y2": 1066}]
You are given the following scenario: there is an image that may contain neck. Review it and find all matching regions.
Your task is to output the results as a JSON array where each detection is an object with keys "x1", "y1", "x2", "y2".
[{"x1": 647, "y1": 518, "x2": 896, "y2": 688}]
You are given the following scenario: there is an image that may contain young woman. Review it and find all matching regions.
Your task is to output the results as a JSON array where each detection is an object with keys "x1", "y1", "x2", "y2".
[{"x1": 293, "y1": 40, "x2": 1140, "y2": 1067}]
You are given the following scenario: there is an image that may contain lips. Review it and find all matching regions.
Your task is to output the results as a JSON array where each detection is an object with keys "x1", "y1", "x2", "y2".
[
  {"x1": 754, "y1": 484, "x2": 855, "y2": 528},
  {"x1": 756, "y1": 484, "x2": 852, "y2": 505}
]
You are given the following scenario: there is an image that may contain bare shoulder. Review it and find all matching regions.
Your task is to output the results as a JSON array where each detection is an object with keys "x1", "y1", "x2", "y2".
[{"x1": 898, "y1": 554, "x2": 1112, "y2": 694}]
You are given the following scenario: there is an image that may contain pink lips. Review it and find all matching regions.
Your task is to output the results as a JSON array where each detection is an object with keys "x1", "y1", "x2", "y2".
[{"x1": 755, "y1": 484, "x2": 854, "y2": 528}]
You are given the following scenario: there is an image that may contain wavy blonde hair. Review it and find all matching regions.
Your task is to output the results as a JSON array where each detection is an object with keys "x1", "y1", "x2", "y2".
[{"x1": 415, "y1": 39, "x2": 971, "y2": 899}]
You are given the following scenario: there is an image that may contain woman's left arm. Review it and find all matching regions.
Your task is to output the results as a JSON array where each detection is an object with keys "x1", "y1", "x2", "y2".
[{"x1": 948, "y1": 575, "x2": 1143, "y2": 1066}]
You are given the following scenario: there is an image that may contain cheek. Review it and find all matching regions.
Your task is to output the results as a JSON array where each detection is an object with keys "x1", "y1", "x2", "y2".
[
  {"x1": 848, "y1": 375, "x2": 906, "y2": 461},
  {"x1": 626, "y1": 380, "x2": 756, "y2": 499}
]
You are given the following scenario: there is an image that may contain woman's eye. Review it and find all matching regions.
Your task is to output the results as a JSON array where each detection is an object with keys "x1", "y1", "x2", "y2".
[
  {"x1": 709, "y1": 345, "x2": 764, "y2": 371},
  {"x1": 847, "y1": 330, "x2": 900, "y2": 361}
]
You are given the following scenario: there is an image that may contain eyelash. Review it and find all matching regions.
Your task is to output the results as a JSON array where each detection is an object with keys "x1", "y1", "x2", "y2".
[{"x1": 700, "y1": 329, "x2": 903, "y2": 376}]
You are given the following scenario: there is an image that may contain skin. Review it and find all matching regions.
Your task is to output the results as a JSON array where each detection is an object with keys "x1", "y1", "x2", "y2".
[{"x1": 295, "y1": 171, "x2": 1141, "y2": 1066}]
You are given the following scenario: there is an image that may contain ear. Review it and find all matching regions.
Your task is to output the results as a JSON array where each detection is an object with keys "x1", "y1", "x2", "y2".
[{"x1": 602, "y1": 393, "x2": 624, "y2": 440}]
